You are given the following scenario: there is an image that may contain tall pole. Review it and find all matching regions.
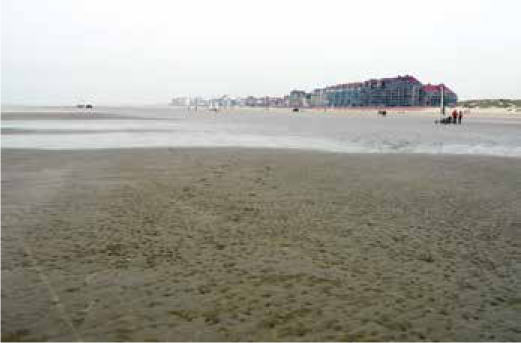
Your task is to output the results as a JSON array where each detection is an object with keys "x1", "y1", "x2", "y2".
[{"x1": 440, "y1": 86, "x2": 445, "y2": 117}]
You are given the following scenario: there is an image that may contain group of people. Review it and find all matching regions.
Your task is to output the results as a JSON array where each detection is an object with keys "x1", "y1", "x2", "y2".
[
  {"x1": 438, "y1": 108, "x2": 465, "y2": 124},
  {"x1": 451, "y1": 109, "x2": 464, "y2": 124}
]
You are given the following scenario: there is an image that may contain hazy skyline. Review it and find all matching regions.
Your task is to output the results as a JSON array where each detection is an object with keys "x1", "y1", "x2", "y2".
[{"x1": 2, "y1": 0, "x2": 521, "y2": 105}]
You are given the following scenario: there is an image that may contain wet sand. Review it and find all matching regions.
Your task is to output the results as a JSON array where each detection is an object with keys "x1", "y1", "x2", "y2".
[
  {"x1": 1, "y1": 128, "x2": 173, "y2": 135},
  {"x1": 2, "y1": 148, "x2": 521, "y2": 341},
  {"x1": 1, "y1": 112, "x2": 170, "y2": 121},
  {"x1": 3, "y1": 108, "x2": 521, "y2": 156}
]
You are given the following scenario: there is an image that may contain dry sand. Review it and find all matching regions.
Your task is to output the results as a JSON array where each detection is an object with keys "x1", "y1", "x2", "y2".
[{"x1": 2, "y1": 148, "x2": 521, "y2": 341}]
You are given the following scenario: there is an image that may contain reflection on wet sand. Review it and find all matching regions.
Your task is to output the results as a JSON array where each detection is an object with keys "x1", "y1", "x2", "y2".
[{"x1": 2, "y1": 107, "x2": 521, "y2": 157}]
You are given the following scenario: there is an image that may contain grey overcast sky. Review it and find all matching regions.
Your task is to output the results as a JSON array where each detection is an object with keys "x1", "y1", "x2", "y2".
[{"x1": 2, "y1": 0, "x2": 521, "y2": 105}]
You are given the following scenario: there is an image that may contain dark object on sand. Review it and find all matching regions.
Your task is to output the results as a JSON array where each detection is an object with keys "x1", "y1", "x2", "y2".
[
  {"x1": 86, "y1": 104, "x2": 93, "y2": 109},
  {"x1": 293, "y1": 108, "x2": 300, "y2": 112},
  {"x1": 435, "y1": 116, "x2": 453, "y2": 124},
  {"x1": 378, "y1": 110, "x2": 387, "y2": 116},
  {"x1": 76, "y1": 104, "x2": 85, "y2": 109}
]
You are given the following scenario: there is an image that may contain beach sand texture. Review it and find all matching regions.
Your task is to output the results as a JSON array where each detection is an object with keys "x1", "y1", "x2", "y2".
[{"x1": 2, "y1": 148, "x2": 521, "y2": 341}]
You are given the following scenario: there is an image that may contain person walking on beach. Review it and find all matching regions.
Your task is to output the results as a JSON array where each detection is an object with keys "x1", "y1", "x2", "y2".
[
  {"x1": 452, "y1": 109, "x2": 458, "y2": 124},
  {"x1": 458, "y1": 110, "x2": 463, "y2": 124}
]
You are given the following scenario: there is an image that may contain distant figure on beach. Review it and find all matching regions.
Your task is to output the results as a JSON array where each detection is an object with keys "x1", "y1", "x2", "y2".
[
  {"x1": 452, "y1": 109, "x2": 458, "y2": 124},
  {"x1": 458, "y1": 110, "x2": 463, "y2": 124}
]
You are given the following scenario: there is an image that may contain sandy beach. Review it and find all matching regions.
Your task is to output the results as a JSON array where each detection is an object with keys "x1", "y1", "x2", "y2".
[
  {"x1": 4, "y1": 0, "x2": 521, "y2": 340},
  {"x1": 2, "y1": 147, "x2": 521, "y2": 341}
]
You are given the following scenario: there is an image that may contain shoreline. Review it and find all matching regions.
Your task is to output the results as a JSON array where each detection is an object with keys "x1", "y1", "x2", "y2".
[
  {"x1": 2, "y1": 147, "x2": 520, "y2": 341},
  {"x1": 2, "y1": 145, "x2": 521, "y2": 159}
]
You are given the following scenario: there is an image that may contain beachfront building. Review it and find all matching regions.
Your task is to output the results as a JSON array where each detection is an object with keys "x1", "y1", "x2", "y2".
[
  {"x1": 177, "y1": 75, "x2": 457, "y2": 110},
  {"x1": 244, "y1": 96, "x2": 257, "y2": 107},
  {"x1": 212, "y1": 94, "x2": 236, "y2": 108},
  {"x1": 325, "y1": 83, "x2": 364, "y2": 107},
  {"x1": 318, "y1": 75, "x2": 457, "y2": 108},
  {"x1": 189, "y1": 97, "x2": 208, "y2": 108},
  {"x1": 421, "y1": 84, "x2": 458, "y2": 107},
  {"x1": 241, "y1": 96, "x2": 285, "y2": 107},
  {"x1": 266, "y1": 96, "x2": 286, "y2": 107},
  {"x1": 170, "y1": 96, "x2": 190, "y2": 106},
  {"x1": 289, "y1": 90, "x2": 310, "y2": 108},
  {"x1": 310, "y1": 88, "x2": 328, "y2": 107},
  {"x1": 323, "y1": 75, "x2": 424, "y2": 108}
]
